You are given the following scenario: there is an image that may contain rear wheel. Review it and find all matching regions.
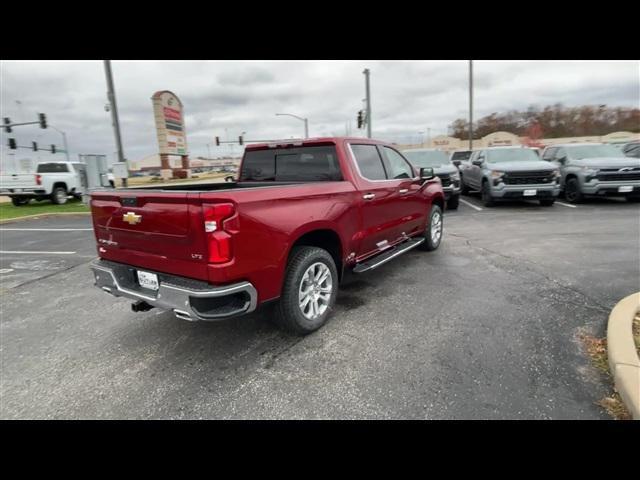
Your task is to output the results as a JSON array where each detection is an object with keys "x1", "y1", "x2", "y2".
[
  {"x1": 540, "y1": 198, "x2": 555, "y2": 207},
  {"x1": 419, "y1": 204, "x2": 443, "y2": 251},
  {"x1": 51, "y1": 187, "x2": 68, "y2": 205},
  {"x1": 447, "y1": 194, "x2": 459, "y2": 210},
  {"x1": 11, "y1": 197, "x2": 30, "y2": 206},
  {"x1": 564, "y1": 178, "x2": 583, "y2": 203},
  {"x1": 481, "y1": 180, "x2": 495, "y2": 207},
  {"x1": 274, "y1": 246, "x2": 338, "y2": 335}
]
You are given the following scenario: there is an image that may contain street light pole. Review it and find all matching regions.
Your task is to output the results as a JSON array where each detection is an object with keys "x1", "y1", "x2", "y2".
[
  {"x1": 363, "y1": 68, "x2": 372, "y2": 138},
  {"x1": 103, "y1": 61, "x2": 127, "y2": 185},
  {"x1": 275, "y1": 113, "x2": 309, "y2": 138},
  {"x1": 469, "y1": 60, "x2": 474, "y2": 151},
  {"x1": 49, "y1": 125, "x2": 70, "y2": 161}
]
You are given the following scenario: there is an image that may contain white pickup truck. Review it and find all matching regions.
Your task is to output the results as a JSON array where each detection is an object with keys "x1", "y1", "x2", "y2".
[{"x1": 0, "y1": 161, "x2": 89, "y2": 206}]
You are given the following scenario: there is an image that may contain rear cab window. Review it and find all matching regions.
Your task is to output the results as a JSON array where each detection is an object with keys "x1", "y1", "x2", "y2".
[
  {"x1": 381, "y1": 147, "x2": 414, "y2": 179},
  {"x1": 37, "y1": 163, "x2": 69, "y2": 173},
  {"x1": 239, "y1": 145, "x2": 342, "y2": 182}
]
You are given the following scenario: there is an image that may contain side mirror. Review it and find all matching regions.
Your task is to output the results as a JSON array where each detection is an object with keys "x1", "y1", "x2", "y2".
[
  {"x1": 452, "y1": 160, "x2": 461, "y2": 167},
  {"x1": 472, "y1": 159, "x2": 483, "y2": 166},
  {"x1": 556, "y1": 156, "x2": 567, "y2": 164},
  {"x1": 420, "y1": 167, "x2": 435, "y2": 180},
  {"x1": 224, "y1": 175, "x2": 235, "y2": 183}
]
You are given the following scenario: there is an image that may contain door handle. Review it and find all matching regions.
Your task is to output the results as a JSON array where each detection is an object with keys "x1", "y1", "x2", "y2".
[
  {"x1": 398, "y1": 189, "x2": 408, "y2": 194},
  {"x1": 363, "y1": 193, "x2": 375, "y2": 200}
]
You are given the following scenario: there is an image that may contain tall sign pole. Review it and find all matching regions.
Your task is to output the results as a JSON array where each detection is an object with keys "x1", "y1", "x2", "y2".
[
  {"x1": 363, "y1": 68, "x2": 372, "y2": 138},
  {"x1": 469, "y1": 60, "x2": 473, "y2": 151},
  {"x1": 103, "y1": 61, "x2": 126, "y2": 170}
]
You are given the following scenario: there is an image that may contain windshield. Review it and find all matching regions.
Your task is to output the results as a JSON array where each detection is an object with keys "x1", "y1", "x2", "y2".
[
  {"x1": 451, "y1": 151, "x2": 472, "y2": 161},
  {"x1": 402, "y1": 150, "x2": 449, "y2": 167},
  {"x1": 565, "y1": 144, "x2": 622, "y2": 159},
  {"x1": 486, "y1": 148, "x2": 539, "y2": 163}
]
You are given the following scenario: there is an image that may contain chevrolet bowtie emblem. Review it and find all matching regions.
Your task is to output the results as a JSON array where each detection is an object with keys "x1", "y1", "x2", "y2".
[{"x1": 123, "y1": 211, "x2": 142, "y2": 225}]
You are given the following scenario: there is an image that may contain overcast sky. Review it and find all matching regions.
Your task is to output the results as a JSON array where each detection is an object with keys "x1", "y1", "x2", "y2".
[{"x1": 1, "y1": 60, "x2": 638, "y2": 166}]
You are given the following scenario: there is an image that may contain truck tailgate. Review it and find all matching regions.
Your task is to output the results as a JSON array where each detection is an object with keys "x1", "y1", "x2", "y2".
[
  {"x1": 0, "y1": 173, "x2": 37, "y2": 190},
  {"x1": 91, "y1": 190, "x2": 210, "y2": 281}
]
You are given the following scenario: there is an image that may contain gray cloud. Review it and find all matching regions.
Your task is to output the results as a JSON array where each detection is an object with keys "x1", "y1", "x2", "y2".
[{"x1": 1, "y1": 60, "x2": 638, "y2": 166}]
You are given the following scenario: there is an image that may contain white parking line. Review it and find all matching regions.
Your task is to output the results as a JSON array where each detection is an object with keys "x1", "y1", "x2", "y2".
[
  {"x1": 556, "y1": 201, "x2": 577, "y2": 208},
  {"x1": 0, "y1": 251, "x2": 77, "y2": 255},
  {"x1": 0, "y1": 228, "x2": 93, "y2": 231},
  {"x1": 459, "y1": 199, "x2": 483, "y2": 211}
]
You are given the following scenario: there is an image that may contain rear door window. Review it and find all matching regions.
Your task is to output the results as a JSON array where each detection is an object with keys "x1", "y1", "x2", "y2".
[{"x1": 351, "y1": 144, "x2": 387, "y2": 180}]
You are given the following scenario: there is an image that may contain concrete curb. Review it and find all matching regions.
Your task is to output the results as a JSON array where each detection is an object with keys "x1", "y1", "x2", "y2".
[
  {"x1": 0, "y1": 212, "x2": 91, "y2": 225},
  {"x1": 607, "y1": 292, "x2": 640, "y2": 420}
]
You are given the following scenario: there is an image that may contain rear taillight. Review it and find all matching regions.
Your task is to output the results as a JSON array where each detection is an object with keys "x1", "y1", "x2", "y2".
[
  {"x1": 203, "y1": 203, "x2": 235, "y2": 263},
  {"x1": 35, "y1": 174, "x2": 42, "y2": 185}
]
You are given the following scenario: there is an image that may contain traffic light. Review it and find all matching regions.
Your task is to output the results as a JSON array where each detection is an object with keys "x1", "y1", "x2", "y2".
[
  {"x1": 51, "y1": 144, "x2": 56, "y2": 154},
  {"x1": 3, "y1": 117, "x2": 11, "y2": 133},
  {"x1": 38, "y1": 113, "x2": 47, "y2": 129},
  {"x1": 215, "y1": 136, "x2": 220, "y2": 146},
  {"x1": 238, "y1": 135, "x2": 243, "y2": 146},
  {"x1": 8, "y1": 138, "x2": 17, "y2": 149},
  {"x1": 32, "y1": 141, "x2": 38, "y2": 151},
  {"x1": 357, "y1": 110, "x2": 364, "y2": 129}
]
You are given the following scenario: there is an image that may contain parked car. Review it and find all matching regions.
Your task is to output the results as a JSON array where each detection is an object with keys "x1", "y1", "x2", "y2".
[
  {"x1": 541, "y1": 143, "x2": 640, "y2": 203},
  {"x1": 621, "y1": 140, "x2": 640, "y2": 159},
  {"x1": 0, "y1": 161, "x2": 88, "y2": 206},
  {"x1": 402, "y1": 148, "x2": 460, "y2": 209},
  {"x1": 89, "y1": 137, "x2": 446, "y2": 335},
  {"x1": 459, "y1": 146, "x2": 560, "y2": 207},
  {"x1": 449, "y1": 150, "x2": 472, "y2": 167}
]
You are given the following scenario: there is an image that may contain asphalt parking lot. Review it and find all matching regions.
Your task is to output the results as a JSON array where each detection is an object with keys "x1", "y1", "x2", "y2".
[{"x1": 1, "y1": 196, "x2": 639, "y2": 419}]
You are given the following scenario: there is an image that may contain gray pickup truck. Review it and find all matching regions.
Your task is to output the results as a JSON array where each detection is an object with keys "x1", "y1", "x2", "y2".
[
  {"x1": 459, "y1": 146, "x2": 560, "y2": 207},
  {"x1": 541, "y1": 143, "x2": 640, "y2": 203},
  {"x1": 402, "y1": 148, "x2": 461, "y2": 209}
]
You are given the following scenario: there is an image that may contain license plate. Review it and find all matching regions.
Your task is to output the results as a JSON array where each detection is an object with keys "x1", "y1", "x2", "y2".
[
  {"x1": 523, "y1": 189, "x2": 537, "y2": 196},
  {"x1": 137, "y1": 270, "x2": 159, "y2": 290},
  {"x1": 618, "y1": 186, "x2": 633, "y2": 193}
]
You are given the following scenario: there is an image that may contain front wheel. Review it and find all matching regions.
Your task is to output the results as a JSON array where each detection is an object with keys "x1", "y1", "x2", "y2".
[
  {"x1": 564, "y1": 178, "x2": 583, "y2": 204},
  {"x1": 419, "y1": 204, "x2": 443, "y2": 251},
  {"x1": 481, "y1": 181, "x2": 495, "y2": 207},
  {"x1": 11, "y1": 197, "x2": 30, "y2": 206},
  {"x1": 447, "y1": 194, "x2": 459, "y2": 210},
  {"x1": 274, "y1": 246, "x2": 338, "y2": 335}
]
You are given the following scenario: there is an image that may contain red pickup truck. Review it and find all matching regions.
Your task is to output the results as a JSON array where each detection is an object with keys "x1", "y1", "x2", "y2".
[{"x1": 90, "y1": 137, "x2": 445, "y2": 334}]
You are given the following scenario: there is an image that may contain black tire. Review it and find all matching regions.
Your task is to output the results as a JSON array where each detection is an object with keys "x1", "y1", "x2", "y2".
[
  {"x1": 460, "y1": 176, "x2": 470, "y2": 195},
  {"x1": 51, "y1": 186, "x2": 68, "y2": 205},
  {"x1": 10, "y1": 197, "x2": 30, "y2": 206},
  {"x1": 564, "y1": 177, "x2": 583, "y2": 204},
  {"x1": 447, "y1": 194, "x2": 459, "y2": 210},
  {"x1": 274, "y1": 246, "x2": 338, "y2": 335},
  {"x1": 419, "y1": 204, "x2": 443, "y2": 251},
  {"x1": 481, "y1": 180, "x2": 495, "y2": 207},
  {"x1": 540, "y1": 198, "x2": 555, "y2": 207}
]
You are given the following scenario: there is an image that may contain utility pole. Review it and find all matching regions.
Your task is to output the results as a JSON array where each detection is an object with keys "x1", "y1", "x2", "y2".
[
  {"x1": 363, "y1": 68, "x2": 372, "y2": 138},
  {"x1": 469, "y1": 60, "x2": 473, "y2": 151},
  {"x1": 49, "y1": 125, "x2": 70, "y2": 162},
  {"x1": 427, "y1": 128, "x2": 431, "y2": 147},
  {"x1": 103, "y1": 60, "x2": 127, "y2": 185}
]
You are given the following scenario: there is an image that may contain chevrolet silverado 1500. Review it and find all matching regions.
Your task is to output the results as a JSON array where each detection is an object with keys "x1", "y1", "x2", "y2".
[{"x1": 89, "y1": 137, "x2": 445, "y2": 334}]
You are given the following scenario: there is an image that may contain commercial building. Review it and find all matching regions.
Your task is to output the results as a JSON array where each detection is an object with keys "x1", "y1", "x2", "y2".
[{"x1": 398, "y1": 131, "x2": 640, "y2": 153}]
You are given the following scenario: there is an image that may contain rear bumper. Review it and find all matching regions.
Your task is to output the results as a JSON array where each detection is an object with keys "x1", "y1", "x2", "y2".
[
  {"x1": 0, "y1": 188, "x2": 46, "y2": 196},
  {"x1": 90, "y1": 259, "x2": 258, "y2": 321}
]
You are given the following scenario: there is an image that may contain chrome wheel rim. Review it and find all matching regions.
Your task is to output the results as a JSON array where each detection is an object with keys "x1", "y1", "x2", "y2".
[
  {"x1": 431, "y1": 211, "x2": 442, "y2": 244},
  {"x1": 565, "y1": 182, "x2": 577, "y2": 201},
  {"x1": 298, "y1": 262, "x2": 332, "y2": 320},
  {"x1": 56, "y1": 190, "x2": 67, "y2": 204}
]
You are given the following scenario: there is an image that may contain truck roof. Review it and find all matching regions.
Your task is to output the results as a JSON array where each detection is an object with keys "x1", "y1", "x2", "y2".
[{"x1": 244, "y1": 136, "x2": 386, "y2": 151}]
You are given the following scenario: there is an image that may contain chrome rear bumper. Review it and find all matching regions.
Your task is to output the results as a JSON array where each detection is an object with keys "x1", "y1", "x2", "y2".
[{"x1": 90, "y1": 259, "x2": 258, "y2": 321}]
